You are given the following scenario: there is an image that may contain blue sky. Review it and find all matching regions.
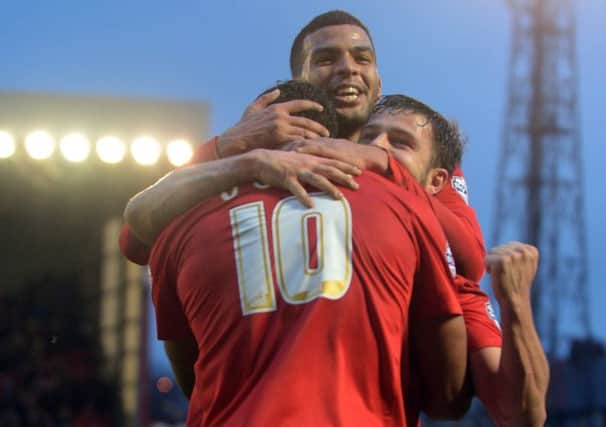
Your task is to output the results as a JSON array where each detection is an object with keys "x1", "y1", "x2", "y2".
[{"x1": 2, "y1": 1, "x2": 604, "y2": 345}]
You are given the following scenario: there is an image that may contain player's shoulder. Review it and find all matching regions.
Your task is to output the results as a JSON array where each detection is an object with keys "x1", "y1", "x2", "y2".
[
  {"x1": 440, "y1": 165, "x2": 470, "y2": 206},
  {"x1": 154, "y1": 183, "x2": 285, "y2": 247},
  {"x1": 352, "y1": 171, "x2": 416, "y2": 199},
  {"x1": 352, "y1": 172, "x2": 436, "y2": 214},
  {"x1": 346, "y1": 172, "x2": 443, "y2": 234}
]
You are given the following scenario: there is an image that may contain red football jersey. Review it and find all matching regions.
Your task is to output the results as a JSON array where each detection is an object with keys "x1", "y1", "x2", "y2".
[
  {"x1": 386, "y1": 157, "x2": 501, "y2": 352},
  {"x1": 454, "y1": 275, "x2": 502, "y2": 351},
  {"x1": 149, "y1": 171, "x2": 461, "y2": 427},
  {"x1": 118, "y1": 224, "x2": 150, "y2": 265},
  {"x1": 434, "y1": 166, "x2": 486, "y2": 282},
  {"x1": 433, "y1": 166, "x2": 501, "y2": 350},
  {"x1": 386, "y1": 157, "x2": 485, "y2": 282}
]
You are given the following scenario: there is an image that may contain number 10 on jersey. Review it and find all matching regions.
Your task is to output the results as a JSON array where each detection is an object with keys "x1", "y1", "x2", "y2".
[{"x1": 229, "y1": 194, "x2": 353, "y2": 316}]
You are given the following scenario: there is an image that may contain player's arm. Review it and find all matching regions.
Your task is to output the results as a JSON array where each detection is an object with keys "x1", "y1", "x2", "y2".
[
  {"x1": 122, "y1": 89, "x2": 333, "y2": 248},
  {"x1": 427, "y1": 198, "x2": 486, "y2": 282},
  {"x1": 408, "y1": 213, "x2": 471, "y2": 419},
  {"x1": 282, "y1": 136, "x2": 390, "y2": 174},
  {"x1": 412, "y1": 314, "x2": 472, "y2": 419},
  {"x1": 124, "y1": 148, "x2": 361, "y2": 245},
  {"x1": 150, "y1": 236, "x2": 199, "y2": 400},
  {"x1": 432, "y1": 169, "x2": 486, "y2": 282},
  {"x1": 164, "y1": 332, "x2": 199, "y2": 399},
  {"x1": 470, "y1": 242, "x2": 548, "y2": 427}
]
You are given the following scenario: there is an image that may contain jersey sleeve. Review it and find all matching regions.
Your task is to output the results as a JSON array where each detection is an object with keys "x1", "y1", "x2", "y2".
[
  {"x1": 454, "y1": 275, "x2": 502, "y2": 351},
  {"x1": 119, "y1": 224, "x2": 152, "y2": 265},
  {"x1": 148, "y1": 228, "x2": 192, "y2": 341},
  {"x1": 387, "y1": 158, "x2": 486, "y2": 282},
  {"x1": 433, "y1": 166, "x2": 486, "y2": 282},
  {"x1": 409, "y1": 209, "x2": 462, "y2": 320},
  {"x1": 190, "y1": 136, "x2": 219, "y2": 163}
]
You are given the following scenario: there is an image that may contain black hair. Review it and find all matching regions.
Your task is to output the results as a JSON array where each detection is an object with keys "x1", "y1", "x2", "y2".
[
  {"x1": 372, "y1": 95, "x2": 465, "y2": 173},
  {"x1": 259, "y1": 80, "x2": 338, "y2": 137},
  {"x1": 290, "y1": 10, "x2": 375, "y2": 77}
]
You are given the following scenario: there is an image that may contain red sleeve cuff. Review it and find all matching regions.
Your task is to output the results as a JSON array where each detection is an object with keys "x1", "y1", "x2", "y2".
[{"x1": 190, "y1": 136, "x2": 219, "y2": 164}]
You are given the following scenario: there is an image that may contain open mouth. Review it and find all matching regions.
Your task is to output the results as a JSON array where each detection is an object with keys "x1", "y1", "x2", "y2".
[{"x1": 333, "y1": 85, "x2": 363, "y2": 105}]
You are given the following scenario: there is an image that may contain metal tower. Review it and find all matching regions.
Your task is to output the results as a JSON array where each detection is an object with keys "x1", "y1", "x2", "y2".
[{"x1": 493, "y1": 0, "x2": 591, "y2": 356}]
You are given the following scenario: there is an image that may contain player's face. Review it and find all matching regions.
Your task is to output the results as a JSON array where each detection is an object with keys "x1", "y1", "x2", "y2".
[
  {"x1": 298, "y1": 25, "x2": 382, "y2": 140},
  {"x1": 360, "y1": 111, "x2": 435, "y2": 187}
]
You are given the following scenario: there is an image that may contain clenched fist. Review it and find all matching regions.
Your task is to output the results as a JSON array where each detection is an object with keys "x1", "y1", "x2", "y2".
[{"x1": 485, "y1": 242, "x2": 539, "y2": 309}]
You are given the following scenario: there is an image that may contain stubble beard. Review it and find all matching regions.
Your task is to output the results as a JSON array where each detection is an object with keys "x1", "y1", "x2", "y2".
[{"x1": 335, "y1": 107, "x2": 372, "y2": 141}]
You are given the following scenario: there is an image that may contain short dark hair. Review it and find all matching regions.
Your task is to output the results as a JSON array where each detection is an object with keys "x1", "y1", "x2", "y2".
[
  {"x1": 259, "y1": 80, "x2": 338, "y2": 137},
  {"x1": 372, "y1": 95, "x2": 465, "y2": 174},
  {"x1": 290, "y1": 10, "x2": 375, "y2": 77}
]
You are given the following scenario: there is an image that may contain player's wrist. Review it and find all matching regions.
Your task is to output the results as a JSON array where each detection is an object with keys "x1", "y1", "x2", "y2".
[
  {"x1": 496, "y1": 294, "x2": 533, "y2": 320},
  {"x1": 365, "y1": 144, "x2": 390, "y2": 174},
  {"x1": 349, "y1": 144, "x2": 389, "y2": 173},
  {"x1": 242, "y1": 149, "x2": 270, "y2": 183},
  {"x1": 370, "y1": 145, "x2": 390, "y2": 173},
  {"x1": 216, "y1": 131, "x2": 248, "y2": 158}
]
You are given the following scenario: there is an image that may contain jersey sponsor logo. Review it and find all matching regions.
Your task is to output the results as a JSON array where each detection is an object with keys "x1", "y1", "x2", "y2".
[
  {"x1": 485, "y1": 301, "x2": 501, "y2": 330},
  {"x1": 445, "y1": 243, "x2": 457, "y2": 277},
  {"x1": 451, "y1": 175, "x2": 469, "y2": 205}
]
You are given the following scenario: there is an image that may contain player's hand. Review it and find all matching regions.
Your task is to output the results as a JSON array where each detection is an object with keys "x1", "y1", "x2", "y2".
[
  {"x1": 216, "y1": 89, "x2": 331, "y2": 158},
  {"x1": 284, "y1": 137, "x2": 389, "y2": 174},
  {"x1": 485, "y1": 242, "x2": 539, "y2": 308},
  {"x1": 251, "y1": 149, "x2": 361, "y2": 208}
]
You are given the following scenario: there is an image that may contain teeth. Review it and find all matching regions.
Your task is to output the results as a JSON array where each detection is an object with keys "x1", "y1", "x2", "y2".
[{"x1": 336, "y1": 86, "x2": 360, "y2": 96}]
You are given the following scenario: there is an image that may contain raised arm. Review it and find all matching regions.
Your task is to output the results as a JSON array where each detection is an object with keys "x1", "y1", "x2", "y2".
[
  {"x1": 470, "y1": 242, "x2": 549, "y2": 427},
  {"x1": 412, "y1": 315, "x2": 471, "y2": 419},
  {"x1": 407, "y1": 208, "x2": 470, "y2": 420}
]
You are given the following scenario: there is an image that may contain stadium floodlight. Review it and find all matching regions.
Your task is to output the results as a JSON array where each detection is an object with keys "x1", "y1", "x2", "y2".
[
  {"x1": 0, "y1": 131, "x2": 16, "y2": 159},
  {"x1": 60, "y1": 132, "x2": 91, "y2": 163},
  {"x1": 25, "y1": 130, "x2": 55, "y2": 160},
  {"x1": 166, "y1": 139, "x2": 193, "y2": 167},
  {"x1": 96, "y1": 136, "x2": 126, "y2": 164},
  {"x1": 131, "y1": 135, "x2": 161, "y2": 166}
]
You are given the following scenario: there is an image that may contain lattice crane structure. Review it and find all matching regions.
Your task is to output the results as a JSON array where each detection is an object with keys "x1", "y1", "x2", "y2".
[{"x1": 493, "y1": 0, "x2": 591, "y2": 356}]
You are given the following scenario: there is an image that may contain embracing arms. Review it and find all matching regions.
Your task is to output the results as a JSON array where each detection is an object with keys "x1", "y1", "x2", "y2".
[{"x1": 124, "y1": 148, "x2": 361, "y2": 245}]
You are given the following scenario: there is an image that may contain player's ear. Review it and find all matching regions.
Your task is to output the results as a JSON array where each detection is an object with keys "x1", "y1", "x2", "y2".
[{"x1": 426, "y1": 168, "x2": 449, "y2": 195}]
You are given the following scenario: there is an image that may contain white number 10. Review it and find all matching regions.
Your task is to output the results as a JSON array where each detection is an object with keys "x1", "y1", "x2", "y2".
[{"x1": 229, "y1": 194, "x2": 353, "y2": 316}]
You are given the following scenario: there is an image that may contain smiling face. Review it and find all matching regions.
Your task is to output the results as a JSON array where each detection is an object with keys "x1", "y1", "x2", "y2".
[{"x1": 297, "y1": 24, "x2": 382, "y2": 141}]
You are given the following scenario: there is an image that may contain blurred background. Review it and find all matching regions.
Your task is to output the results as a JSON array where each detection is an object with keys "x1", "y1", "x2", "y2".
[{"x1": 0, "y1": 0, "x2": 604, "y2": 425}]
